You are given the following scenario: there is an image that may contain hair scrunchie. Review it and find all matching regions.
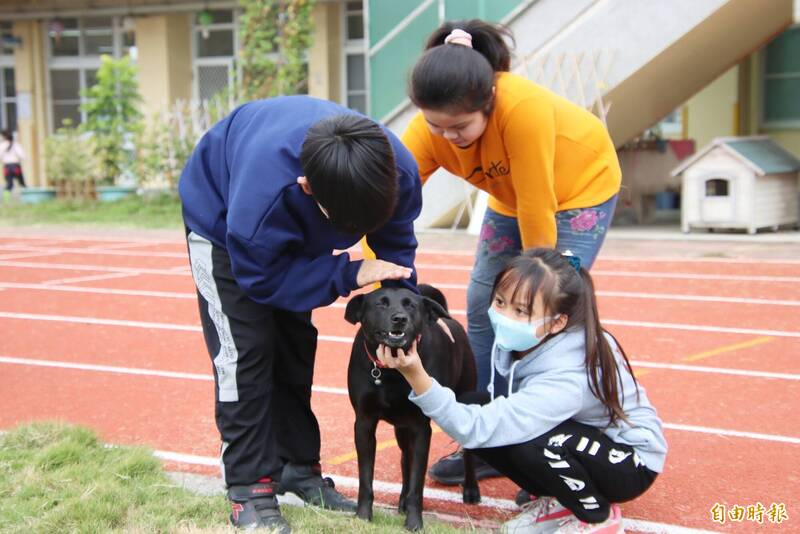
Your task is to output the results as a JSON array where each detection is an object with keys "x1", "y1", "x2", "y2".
[{"x1": 444, "y1": 28, "x2": 473, "y2": 48}]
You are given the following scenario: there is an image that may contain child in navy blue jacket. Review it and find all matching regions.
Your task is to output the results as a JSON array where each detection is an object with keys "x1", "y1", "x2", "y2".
[{"x1": 179, "y1": 96, "x2": 422, "y2": 533}]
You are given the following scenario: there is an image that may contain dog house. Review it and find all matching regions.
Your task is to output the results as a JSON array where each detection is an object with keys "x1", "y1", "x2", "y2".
[{"x1": 672, "y1": 136, "x2": 800, "y2": 234}]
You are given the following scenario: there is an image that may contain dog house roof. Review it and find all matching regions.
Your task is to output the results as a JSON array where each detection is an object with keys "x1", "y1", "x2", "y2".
[{"x1": 671, "y1": 136, "x2": 800, "y2": 177}]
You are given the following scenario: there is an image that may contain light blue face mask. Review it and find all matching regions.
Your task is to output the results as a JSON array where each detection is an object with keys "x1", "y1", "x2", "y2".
[{"x1": 487, "y1": 307, "x2": 555, "y2": 352}]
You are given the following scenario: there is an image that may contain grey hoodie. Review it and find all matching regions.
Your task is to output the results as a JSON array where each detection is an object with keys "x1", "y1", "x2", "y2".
[{"x1": 409, "y1": 329, "x2": 668, "y2": 472}]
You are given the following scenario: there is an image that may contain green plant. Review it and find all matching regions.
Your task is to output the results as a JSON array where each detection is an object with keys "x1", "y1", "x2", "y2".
[
  {"x1": 81, "y1": 55, "x2": 143, "y2": 185},
  {"x1": 238, "y1": 0, "x2": 315, "y2": 100},
  {"x1": 44, "y1": 120, "x2": 100, "y2": 184}
]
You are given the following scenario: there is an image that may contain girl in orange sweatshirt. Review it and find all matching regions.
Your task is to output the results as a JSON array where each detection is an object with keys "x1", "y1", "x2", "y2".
[{"x1": 401, "y1": 20, "x2": 621, "y2": 487}]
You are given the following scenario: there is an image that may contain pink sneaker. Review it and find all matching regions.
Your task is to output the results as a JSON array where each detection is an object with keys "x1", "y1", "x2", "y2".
[
  {"x1": 500, "y1": 496, "x2": 573, "y2": 533},
  {"x1": 552, "y1": 504, "x2": 624, "y2": 533}
]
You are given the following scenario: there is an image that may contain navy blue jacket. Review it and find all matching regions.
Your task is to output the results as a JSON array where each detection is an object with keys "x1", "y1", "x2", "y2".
[{"x1": 179, "y1": 96, "x2": 421, "y2": 312}]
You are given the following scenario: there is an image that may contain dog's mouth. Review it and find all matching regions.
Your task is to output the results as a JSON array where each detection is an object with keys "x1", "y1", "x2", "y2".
[{"x1": 372, "y1": 329, "x2": 412, "y2": 349}]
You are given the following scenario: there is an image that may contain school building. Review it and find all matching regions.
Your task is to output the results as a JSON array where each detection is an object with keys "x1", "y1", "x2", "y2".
[{"x1": 1, "y1": 0, "x2": 798, "y2": 227}]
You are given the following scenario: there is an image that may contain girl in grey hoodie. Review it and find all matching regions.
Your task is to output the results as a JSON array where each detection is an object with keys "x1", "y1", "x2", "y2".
[{"x1": 376, "y1": 248, "x2": 667, "y2": 534}]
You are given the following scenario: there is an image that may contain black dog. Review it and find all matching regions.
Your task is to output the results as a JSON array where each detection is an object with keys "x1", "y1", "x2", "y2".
[{"x1": 345, "y1": 284, "x2": 480, "y2": 531}]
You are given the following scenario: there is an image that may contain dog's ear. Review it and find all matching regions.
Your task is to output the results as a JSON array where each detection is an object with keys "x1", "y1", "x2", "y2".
[
  {"x1": 423, "y1": 297, "x2": 451, "y2": 323},
  {"x1": 344, "y1": 294, "x2": 366, "y2": 325}
]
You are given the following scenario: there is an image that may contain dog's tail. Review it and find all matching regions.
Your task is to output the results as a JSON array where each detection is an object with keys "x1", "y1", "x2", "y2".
[{"x1": 418, "y1": 283, "x2": 448, "y2": 312}]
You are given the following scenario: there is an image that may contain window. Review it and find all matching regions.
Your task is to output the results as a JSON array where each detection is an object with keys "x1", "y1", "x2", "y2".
[
  {"x1": 705, "y1": 178, "x2": 729, "y2": 197},
  {"x1": 192, "y1": 10, "x2": 238, "y2": 103},
  {"x1": 46, "y1": 17, "x2": 136, "y2": 131},
  {"x1": 763, "y1": 26, "x2": 800, "y2": 128},
  {"x1": 343, "y1": 1, "x2": 367, "y2": 114},
  {"x1": 658, "y1": 107, "x2": 683, "y2": 137},
  {"x1": 0, "y1": 21, "x2": 16, "y2": 131}
]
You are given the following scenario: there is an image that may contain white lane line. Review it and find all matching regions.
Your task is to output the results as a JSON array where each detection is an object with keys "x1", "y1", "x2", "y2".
[
  {"x1": 0, "y1": 244, "x2": 186, "y2": 259},
  {"x1": 88, "y1": 241, "x2": 174, "y2": 251},
  {"x1": 41, "y1": 272, "x2": 136, "y2": 286},
  {"x1": 602, "y1": 319, "x2": 800, "y2": 339},
  {"x1": 6, "y1": 355, "x2": 799, "y2": 385},
  {"x1": 159, "y1": 456, "x2": 717, "y2": 533},
  {"x1": 418, "y1": 264, "x2": 800, "y2": 283},
  {"x1": 0, "y1": 234, "x2": 181, "y2": 245},
  {"x1": 662, "y1": 423, "x2": 800, "y2": 445},
  {"x1": 0, "y1": 282, "x2": 195, "y2": 299},
  {"x1": 0, "y1": 251, "x2": 61, "y2": 261},
  {"x1": 2, "y1": 310, "x2": 799, "y2": 339},
  {"x1": 3, "y1": 257, "x2": 800, "y2": 284},
  {"x1": 599, "y1": 255, "x2": 800, "y2": 266},
  {"x1": 6, "y1": 281, "x2": 798, "y2": 309},
  {"x1": 594, "y1": 290, "x2": 800, "y2": 307},
  {"x1": 1, "y1": 356, "x2": 798, "y2": 446},
  {"x1": 630, "y1": 361, "x2": 800, "y2": 380},
  {"x1": 0, "y1": 355, "x2": 350, "y2": 394},
  {"x1": 592, "y1": 270, "x2": 800, "y2": 283},
  {"x1": 0, "y1": 260, "x2": 187, "y2": 276}
]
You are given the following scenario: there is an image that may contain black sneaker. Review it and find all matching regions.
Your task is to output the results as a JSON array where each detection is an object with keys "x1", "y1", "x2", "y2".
[
  {"x1": 278, "y1": 463, "x2": 357, "y2": 512},
  {"x1": 427, "y1": 448, "x2": 503, "y2": 485},
  {"x1": 228, "y1": 479, "x2": 291, "y2": 532},
  {"x1": 515, "y1": 488, "x2": 536, "y2": 507}
]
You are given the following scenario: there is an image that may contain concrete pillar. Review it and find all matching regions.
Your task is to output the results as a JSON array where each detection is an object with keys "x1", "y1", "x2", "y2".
[
  {"x1": 12, "y1": 20, "x2": 48, "y2": 186},
  {"x1": 307, "y1": 2, "x2": 342, "y2": 103},
  {"x1": 135, "y1": 13, "x2": 192, "y2": 117}
]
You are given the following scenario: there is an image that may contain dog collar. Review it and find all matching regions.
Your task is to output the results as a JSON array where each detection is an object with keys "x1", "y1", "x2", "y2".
[{"x1": 363, "y1": 340, "x2": 387, "y2": 369}]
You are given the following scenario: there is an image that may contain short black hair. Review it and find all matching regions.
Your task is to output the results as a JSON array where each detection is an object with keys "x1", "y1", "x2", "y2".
[
  {"x1": 300, "y1": 114, "x2": 398, "y2": 235},
  {"x1": 410, "y1": 19, "x2": 514, "y2": 115}
]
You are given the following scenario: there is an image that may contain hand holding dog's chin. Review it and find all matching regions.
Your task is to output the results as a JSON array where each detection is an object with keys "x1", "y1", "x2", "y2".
[{"x1": 377, "y1": 343, "x2": 433, "y2": 395}]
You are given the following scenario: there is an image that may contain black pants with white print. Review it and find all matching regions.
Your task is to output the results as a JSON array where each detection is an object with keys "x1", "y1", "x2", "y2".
[
  {"x1": 187, "y1": 231, "x2": 321, "y2": 486},
  {"x1": 460, "y1": 392, "x2": 658, "y2": 523}
]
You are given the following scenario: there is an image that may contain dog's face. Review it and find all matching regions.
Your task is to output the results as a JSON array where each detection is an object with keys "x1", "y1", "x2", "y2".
[{"x1": 345, "y1": 287, "x2": 449, "y2": 349}]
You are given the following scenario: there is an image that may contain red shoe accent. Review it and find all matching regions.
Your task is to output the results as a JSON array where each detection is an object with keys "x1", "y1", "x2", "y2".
[
  {"x1": 257, "y1": 477, "x2": 273, "y2": 483},
  {"x1": 538, "y1": 508, "x2": 573, "y2": 523},
  {"x1": 231, "y1": 502, "x2": 244, "y2": 522}
]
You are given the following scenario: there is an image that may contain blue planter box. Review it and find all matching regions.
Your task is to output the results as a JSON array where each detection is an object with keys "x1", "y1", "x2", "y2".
[
  {"x1": 20, "y1": 187, "x2": 58, "y2": 204},
  {"x1": 97, "y1": 186, "x2": 137, "y2": 202}
]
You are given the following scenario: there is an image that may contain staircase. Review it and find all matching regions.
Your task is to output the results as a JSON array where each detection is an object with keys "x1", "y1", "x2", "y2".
[{"x1": 368, "y1": 0, "x2": 797, "y2": 229}]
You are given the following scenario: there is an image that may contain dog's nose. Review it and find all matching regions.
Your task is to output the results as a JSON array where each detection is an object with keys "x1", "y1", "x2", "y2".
[{"x1": 391, "y1": 314, "x2": 408, "y2": 327}]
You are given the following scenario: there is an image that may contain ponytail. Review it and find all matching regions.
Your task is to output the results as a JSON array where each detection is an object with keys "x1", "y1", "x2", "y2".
[
  {"x1": 579, "y1": 267, "x2": 638, "y2": 426},
  {"x1": 409, "y1": 19, "x2": 514, "y2": 114}
]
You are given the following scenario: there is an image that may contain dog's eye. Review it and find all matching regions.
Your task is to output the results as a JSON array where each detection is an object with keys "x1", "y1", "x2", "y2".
[
  {"x1": 402, "y1": 298, "x2": 415, "y2": 308},
  {"x1": 378, "y1": 297, "x2": 390, "y2": 307}
]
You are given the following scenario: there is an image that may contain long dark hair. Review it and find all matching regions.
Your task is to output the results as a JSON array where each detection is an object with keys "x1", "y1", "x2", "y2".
[
  {"x1": 1, "y1": 129, "x2": 12, "y2": 143},
  {"x1": 409, "y1": 19, "x2": 514, "y2": 114},
  {"x1": 492, "y1": 248, "x2": 638, "y2": 425}
]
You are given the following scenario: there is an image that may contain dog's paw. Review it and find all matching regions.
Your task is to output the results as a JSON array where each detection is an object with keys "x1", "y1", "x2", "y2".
[
  {"x1": 462, "y1": 485, "x2": 481, "y2": 504},
  {"x1": 404, "y1": 513, "x2": 424, "y2": 531},
  {"x1": 355, "y1": 505, "x2": 373, "y2": 522}
]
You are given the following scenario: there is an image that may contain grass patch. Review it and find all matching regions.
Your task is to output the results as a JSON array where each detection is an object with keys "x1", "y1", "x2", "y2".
[
  {"x1": 0, "y1": 193, "x2": 183, "y2": 229},
  {"x1": 0, "y1": 422, "x2": 479, "y2": 533}
]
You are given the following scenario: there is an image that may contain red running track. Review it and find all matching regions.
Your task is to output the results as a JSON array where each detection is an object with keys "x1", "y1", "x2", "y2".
[{"x1": 1, "y1": 232, "x2": 798, "y2": 532}]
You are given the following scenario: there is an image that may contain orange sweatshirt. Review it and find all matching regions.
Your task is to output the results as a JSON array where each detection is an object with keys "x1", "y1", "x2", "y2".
[{"x1": 402, "y1": 72, "x2": 621, "y2": 248}]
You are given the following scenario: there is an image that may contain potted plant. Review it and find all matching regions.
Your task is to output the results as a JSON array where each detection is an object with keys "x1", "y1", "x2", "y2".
[
  {"x1": 81, "y1": 54, "x2": 143, "y2": 201},
  {"x1": 34, "y1": 120, "x2": 99, "y2": 203}
]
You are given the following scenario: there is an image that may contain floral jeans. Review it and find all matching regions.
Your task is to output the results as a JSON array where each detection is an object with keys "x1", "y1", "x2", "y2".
[{"x1": 467, "y1": 194, "x2": 618, "y2": 392}]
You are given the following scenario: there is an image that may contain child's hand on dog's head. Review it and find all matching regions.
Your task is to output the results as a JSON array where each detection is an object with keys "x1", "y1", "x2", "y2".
[{"x1": 357, "y1": 259, "x2": 413, "y2": 287}]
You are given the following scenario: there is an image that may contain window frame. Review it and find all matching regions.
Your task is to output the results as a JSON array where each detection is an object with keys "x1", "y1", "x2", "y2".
[
  {"x1": 761, "y1": 24, "x2": 800, "y2": 130},
  {"x1": 342, "y1": 1, "x2": 368, "y2": 114},
  {"x1": 0, "y1": 21, "x2": 16, "y2": 131},
  {"x1": 191, "y1": 9, "x2": 242, "y2": 105},
  {"x1": 44, "y1": 16, "x2": 135, "y2": 133}
]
